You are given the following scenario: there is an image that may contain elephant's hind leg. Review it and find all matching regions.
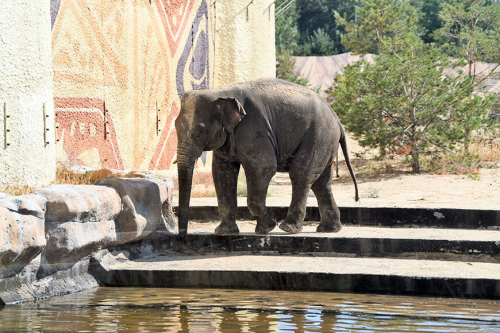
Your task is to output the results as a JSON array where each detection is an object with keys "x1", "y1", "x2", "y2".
[
  {"x1": 213, "y1": 155, "x2": 240, "y2": 235},
  {"x1": 312, "y1": 163, "x2": 342, "y2": 233},
  {"x1": 279, "y1": 152, "x2": 322, "y2": 234},
  {"x1": 278, "y1": 179, "x2": 310, "y2": 234}
]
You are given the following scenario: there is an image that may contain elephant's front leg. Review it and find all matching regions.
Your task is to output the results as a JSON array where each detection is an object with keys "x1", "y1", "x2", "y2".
[
  {"x1": 244, "y1": 163, "x2": 277, "y2": 235},
  {"x1": 212, "y1": 154, "x2": 240, "y2": 235}
]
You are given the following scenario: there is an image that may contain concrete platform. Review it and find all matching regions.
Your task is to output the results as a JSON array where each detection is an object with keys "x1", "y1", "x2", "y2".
[
  {"x1": 92, "y1": 221, "x2": 500, "y2": 299},
  {"x1": 99, "y1": 253, "x2": 500, "y2": 299}
]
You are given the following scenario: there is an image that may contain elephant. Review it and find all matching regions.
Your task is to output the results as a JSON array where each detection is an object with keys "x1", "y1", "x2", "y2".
[{"x1": 175, "y1": 78, "x2": 358, "y2": 240}]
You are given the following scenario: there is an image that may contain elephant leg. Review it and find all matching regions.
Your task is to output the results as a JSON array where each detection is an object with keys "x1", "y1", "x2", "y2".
[
  {"x1": 312, "y1": 163, "x2": 342, "y2": 233},
  {"x1": 244, "y1": 163, "x2": 277, "y2": 235},
  {"x1": 279, "y1": 147, "x2": 326, "y2": 234},
  {"x1": 212, "y1": 154, "x2": 240, "y2": 235}
]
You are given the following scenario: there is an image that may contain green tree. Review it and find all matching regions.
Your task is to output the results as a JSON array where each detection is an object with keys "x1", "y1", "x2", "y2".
[
  {"x1": 307, "y1": 28, "x2": 337, "y2": 56},
  {"x1": 330, "y1": 34, "x2": 493, "y2": 173},
  {"x1": 335, "y1": 0, "x2": 418, "y2": 55},
  {"x1": 410, "y1": 0, "x2": 450, "y2": 44},
  {"x1": 276, "y1": 50, "x2": 310, "y2": 87},
  {"x1": 275, "y1": 0, "x2": 301, "y2": 53},
  {"x1": 433, "y1": 0, "x2": 500, "y2": 150},
  {"x1": 435, "y1": 0, "x2": 500, "y2": 65},
  {"x1": 275, "y1": 0, "x2": 359, "y2": 56}
]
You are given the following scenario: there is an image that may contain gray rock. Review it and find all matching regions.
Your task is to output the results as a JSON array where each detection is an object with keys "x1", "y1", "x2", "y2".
[
  {"x1": 32, "y1": 184, "x2": 121, "y2": 223},
  {"x1": 0, "y1": 196, "x2": 46, "y2": 279},
  {"x1": 139, "y1": 175, "x2": 177, "y2": 233},
  {"x1": 40, "y1": 220, "x2": 118, "y2": 275},
  {"x1": 95, "y1": 178, "x2": 162, "y2": 244},
  {"x1": 29, "y1": 185, "x2": 121, "y2": 276},
  {"x1": 0, "y1": 257, "x2": 98, "y2": 305}
]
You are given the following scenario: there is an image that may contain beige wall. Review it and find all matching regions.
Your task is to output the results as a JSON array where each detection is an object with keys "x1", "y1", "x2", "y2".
[
  {"x1": 0, "y1": 1, "x2": 56, "y2": 191},
  {"x1": 214, "y1": 0, "x2": 276, "y2": 88}
]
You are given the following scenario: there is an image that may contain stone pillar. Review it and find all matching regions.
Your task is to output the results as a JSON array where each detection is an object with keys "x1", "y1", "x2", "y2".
[
  {"x1": 214, "y1": 0, "x2": 276, "y2": 88},
  {"x1": 0, "y1": 0, "x2": 56, "y2": 191}
]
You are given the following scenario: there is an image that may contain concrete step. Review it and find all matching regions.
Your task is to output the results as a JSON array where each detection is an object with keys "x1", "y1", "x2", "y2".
[
  {"x1": 92, "y1": 218, "x2": 500, "y2": 299},
  {"x1": 183, "y1": 206, "x2": 500, "y2": 229},
  {"x1": 161, "y1": 221, "x2": 500, "y2": 261},
  {"x1": 97, "y1": 253, "x2": 500, "y2": 299}
]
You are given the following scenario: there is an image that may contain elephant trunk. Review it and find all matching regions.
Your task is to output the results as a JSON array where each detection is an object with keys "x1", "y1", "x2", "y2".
[
  {"x1": 176, "y1": 143, "x2": 201, "y2": 241},
  {"x1": 177, "y1": 163, "x2": 193, "y2": 241}
]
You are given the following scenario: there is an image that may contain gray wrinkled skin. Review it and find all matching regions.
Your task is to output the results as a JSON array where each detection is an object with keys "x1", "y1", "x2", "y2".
[{"x1": 175, "y1": 78, "x2": 358, "y2": 240}]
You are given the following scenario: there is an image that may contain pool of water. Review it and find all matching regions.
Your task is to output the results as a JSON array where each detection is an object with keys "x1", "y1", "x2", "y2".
[{"x1": 1, "y1": 288, "x2": 499, "y2": 332}]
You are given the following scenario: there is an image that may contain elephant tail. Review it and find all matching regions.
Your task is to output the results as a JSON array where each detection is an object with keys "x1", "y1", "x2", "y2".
[{"x1": 339, "y1": 126, "x2": 359, "y2": 202}]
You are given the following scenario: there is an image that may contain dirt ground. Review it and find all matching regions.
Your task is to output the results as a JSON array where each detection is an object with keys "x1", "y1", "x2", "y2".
[
  {"x1": 182, "y1": 168, "x2": 500, "y2": 210},
  {"x1": 266, "y1": 168, "x2": 500, "y2": 210}
]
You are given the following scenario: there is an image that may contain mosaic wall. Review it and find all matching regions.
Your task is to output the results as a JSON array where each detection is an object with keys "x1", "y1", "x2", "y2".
[{"x1": 51, "y1": 0, "x2": 213, "y2": 171}]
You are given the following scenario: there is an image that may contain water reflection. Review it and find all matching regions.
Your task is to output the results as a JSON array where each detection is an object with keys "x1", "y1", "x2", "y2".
[{"x1": 0, "y1": 288, "x2": 499, "y2": 332}]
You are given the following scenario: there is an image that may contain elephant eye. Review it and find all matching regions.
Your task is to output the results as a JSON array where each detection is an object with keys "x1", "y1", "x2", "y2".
[{"x1": 193, "y1": 124, "x2": 206, "y2": 139}]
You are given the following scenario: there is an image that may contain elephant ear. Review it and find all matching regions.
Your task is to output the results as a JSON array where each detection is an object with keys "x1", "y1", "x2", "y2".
[{"x1": 217, "y1": 97, "x2": 246, "y2": 133}]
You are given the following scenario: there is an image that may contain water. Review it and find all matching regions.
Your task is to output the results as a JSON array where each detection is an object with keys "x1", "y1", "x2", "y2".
[{"x1": 1, "y1": 288, "x2": 499, "y2": 332}]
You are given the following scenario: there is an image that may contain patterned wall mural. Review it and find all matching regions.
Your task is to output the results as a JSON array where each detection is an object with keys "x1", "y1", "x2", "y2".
[{"x1": 51, "y1": 0, "x2": 212, "y2": 171}]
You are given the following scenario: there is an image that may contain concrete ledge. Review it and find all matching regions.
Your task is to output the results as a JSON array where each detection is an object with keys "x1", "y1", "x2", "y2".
[
  {"x1": 98, "y1": 254, "x2": 500, "y2": 299},
  {"x1": 183, "y1": 206, "x2": 500, "y2": 229},
  {"x1": 175, "y1": 234, "x2": 500, "y2": 258},
  {"x1": 144, "y1": 223, "x2": 500, "y2": 259}
]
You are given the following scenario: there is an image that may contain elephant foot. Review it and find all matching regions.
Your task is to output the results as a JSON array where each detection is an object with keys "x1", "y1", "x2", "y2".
[
  {"x1": 255, "y1": 216, "x2": 277, "y2": 235},
  {"x1": 214, "y1": 223, "x2": 239, "y2": 236},
  {"x1": 279, "y1": 218, "x2": 303, "y2": 234},
  {"x1": 316, "y1": 221, "x2": 342, "y2": 233}
]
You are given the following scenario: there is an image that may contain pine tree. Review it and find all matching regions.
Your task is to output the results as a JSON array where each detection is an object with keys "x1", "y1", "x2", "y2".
[{"x1": 331, "y1": 0, "x2": 495, "y2": 173}]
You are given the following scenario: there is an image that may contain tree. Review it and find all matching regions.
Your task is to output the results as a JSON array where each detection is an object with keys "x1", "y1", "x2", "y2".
[
  {"x1": 433, "y1": 0, "x2": 500, "y2": 150},
  {"x1": 275, "y1": 0, "x2": 359, "y2": 56},
  {"x1": 295, "y1": 0, "x2": 350, "y2": 55},
  {"x1": 435, "y1": 0, "x2": 500, "y2": 66},
  {"x1": 330, "y1": 34, "x2": 494, "y2": 173},
  {"x1": 275, "y1": 0, "x2": 301, "y2": 53},
  {"x1": 276, "y1": 50, "x2": 310, "y2": 87},
  {"x1": 410, "y1": 0, "x2": 450, "y2": 44},
  {"x1": 334, "y1": 0, "x2": 418, "y2": 55},
  {"x1": 307, "y1": 28, "x2": 337, "y2": 56}
]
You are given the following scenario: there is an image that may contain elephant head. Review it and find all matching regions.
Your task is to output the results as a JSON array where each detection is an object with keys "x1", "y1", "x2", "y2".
[{"x1": 175, "y1": 91, "x2": 246, "y2": 240}]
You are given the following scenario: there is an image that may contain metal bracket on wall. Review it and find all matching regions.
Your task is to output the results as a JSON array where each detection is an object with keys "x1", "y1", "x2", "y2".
[
  {"x1": 54, "y1": 111, "x2": 59, "y2": 143},
  {"x1": 103, "y1": 101, "x2": 109, "y2": 140},
  {"x1": 156, "y1": 101, "x2": 161, "y2": 136},
  {"x1": 43, "y1": 103, "x2": 50, "y2": 147},
  {"x1": 266, "y1": 0, "x2": 277, "y2": 20},
  {"x1": 246, "y1": 0, "x2": 254, "y2": 21},
  {"x1": 3, "y1": 102, "x2": 10, "y2": 149}
]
